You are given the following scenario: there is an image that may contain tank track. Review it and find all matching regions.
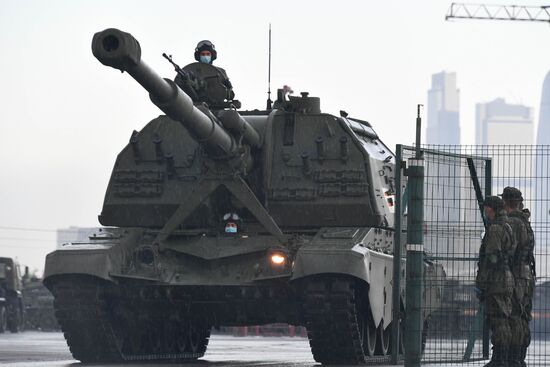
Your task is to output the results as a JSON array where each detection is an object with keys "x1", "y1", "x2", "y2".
[
  {"x1": 303, "y1": 276, "x2": 392, "y2": 365},
  {"x1": 51, "y1": 276, "x2": 209, "y2": 363}
]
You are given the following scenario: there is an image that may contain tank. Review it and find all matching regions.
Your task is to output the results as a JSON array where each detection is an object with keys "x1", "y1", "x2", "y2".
[{"x1": 44, "y1": 28, "x2": 442, "y2": 364}]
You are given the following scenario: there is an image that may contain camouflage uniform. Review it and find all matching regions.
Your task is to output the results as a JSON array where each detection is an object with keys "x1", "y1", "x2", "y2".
[
  {"x1": 476, "y1": 204, "x2": 516, "y2": 366},
  {"x1": 508, "y1": 209, "x2": 535, "y2": 366},
  {"x1": 174, "y1": 39, "x2": 235, "y2": 103}
]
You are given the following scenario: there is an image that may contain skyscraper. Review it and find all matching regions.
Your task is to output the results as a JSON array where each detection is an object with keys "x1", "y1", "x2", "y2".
[
  {"x1": 537, "y1": 70, "x2": 550, "y2": 145},
  {"x1": 535, "y1": 70, "x2": 550, "y2": 253},
  {"x1": 475, "y1": 98, "x2": 534, "y2": 210},
  {"x1": 426, "y1": 71, "x2": 460, "y2": 145},
  {"x1": 424, "y1": 72, "x2": 461, "y2": 239},
  {"x1": 475, "y1": 98, "x2": 534, "y2": 145}
]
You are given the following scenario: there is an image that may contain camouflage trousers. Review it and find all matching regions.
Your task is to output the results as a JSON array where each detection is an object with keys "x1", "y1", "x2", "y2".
[
  {"x1": 511, "y1": 278, "x2": 535, "y2": 348},
  {"x1": 485, "y1": 294, "x2": 513, "y2": 348}
]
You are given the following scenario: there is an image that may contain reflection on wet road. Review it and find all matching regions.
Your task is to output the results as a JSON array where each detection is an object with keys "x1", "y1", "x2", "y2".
[
  {"x1": 0, "y1": 332, "x2": 497, "y2": 366},
  {"x1": 0, "y1": 332, "x2": 320, "y2": 367}
]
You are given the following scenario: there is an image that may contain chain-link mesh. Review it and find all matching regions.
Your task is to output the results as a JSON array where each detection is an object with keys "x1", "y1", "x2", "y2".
[{"x1": 395, "y1": 145, "x2": 550, "y2": 365}]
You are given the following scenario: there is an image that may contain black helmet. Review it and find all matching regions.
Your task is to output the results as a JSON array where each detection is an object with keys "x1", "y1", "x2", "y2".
[
  {"x1": 499, "y1": 186, "x2": 523, "y2": 202},
  {"x1": 483, "y1": 196, "x2": 504, "y2": 212},
  {"x1": 194, "y1": 40, "x2": 217, "y2": 62}
]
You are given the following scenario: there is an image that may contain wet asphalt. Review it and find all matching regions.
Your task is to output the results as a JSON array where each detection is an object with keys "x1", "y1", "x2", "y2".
[{"x1": 0, "y1": 332, "x2": 495, "y2": 367}]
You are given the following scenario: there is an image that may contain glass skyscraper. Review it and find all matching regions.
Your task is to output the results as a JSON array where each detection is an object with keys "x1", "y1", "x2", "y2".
[{"x1": 426, "y1": 71, "x2": 460, "y2": 145}]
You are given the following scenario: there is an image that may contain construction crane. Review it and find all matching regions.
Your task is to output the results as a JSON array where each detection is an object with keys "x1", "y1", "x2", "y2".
[{"x1": 446, "y1": 3, "x2": 550, "y2": 23}]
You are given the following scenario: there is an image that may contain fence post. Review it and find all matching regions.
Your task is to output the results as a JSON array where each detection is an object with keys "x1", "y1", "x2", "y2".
[
  {"x1": 391, "y1": 144, "x2": 404, "y2": 364},
  {"x1": 404, "y1": 156, "x2": 424, "y2": 367},
  {"x1": 482, "y1": 158, "x2": 492, "y2": 359},
  {"x1": 405, "y1": 105, "x2": 424, "y2": 367}
]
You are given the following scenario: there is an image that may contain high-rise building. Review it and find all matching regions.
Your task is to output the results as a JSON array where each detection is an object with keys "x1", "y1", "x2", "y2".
[
  {"x1": 475, "y1": 98, "x2": 534, "y2": 145},
  {"x1": 476, "y1": 98, "x2": 536, "y2": 249},
  {"x1": 537, "y1": 70, "x2": 550, "y2": 145},
  {"x1": 426, "y1": 71, "x2": 460, "y2": 145},
  {"x1": 535, "y1": 70, "x2": 550, "y2": 253},
  {"x1": 424, "y1": 72, "x2": 461, "y2": 248}
]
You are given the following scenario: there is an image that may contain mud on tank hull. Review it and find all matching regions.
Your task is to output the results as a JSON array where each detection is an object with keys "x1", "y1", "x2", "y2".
[{"x1": 43, "y1": 226, "x2": 438, "y2": 364}]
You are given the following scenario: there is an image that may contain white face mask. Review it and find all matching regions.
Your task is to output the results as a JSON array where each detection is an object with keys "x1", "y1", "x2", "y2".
[
  {"x1": 200, "y1": 55, "x2": 212, "y2": 64},
  {"x1": 225, "y1": 223, "x2": 237, "y2": 233}
]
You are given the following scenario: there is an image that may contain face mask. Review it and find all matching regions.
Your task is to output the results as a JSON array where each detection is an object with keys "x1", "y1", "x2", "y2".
[
  {"x1": 200, "y1": 55, "x2": 212, "y2": 64},
  {"x1": 225, "y1": 223, "x2": 237, "y2": 233}
]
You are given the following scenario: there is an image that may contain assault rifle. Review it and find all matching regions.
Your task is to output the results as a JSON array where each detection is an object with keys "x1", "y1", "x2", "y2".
[{"x1": 162, "y1": 53, "x2": 201, "y2": 101}]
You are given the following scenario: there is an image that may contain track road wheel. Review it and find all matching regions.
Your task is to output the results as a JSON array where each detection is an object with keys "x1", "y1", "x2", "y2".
[
  {"x1": 123, "y1": 327, "x2": 144, "y2": 355},
  {"x1": 175, "y1": 321, "x2": 189, "y2": 353},
  {"x1": 147, "y1": 324, "x2": 162, "y2": 354},
  {"x1": 375, "y1": 321, "x2": 390, "y2": 356},
  {"x1": 304, "y1": 276, "x2": 377, "y2": 364},
  {"x1": 163, "y1": 318, "x2": 178, "y2": 353},
  {"x1": 359, "y1": 308, "x2": 376, "y2": 356},
  {"x1": 388, "y1": 321, "x2": 404, "y2": 355},
  {"x1": 187, "y1": 322, "x2": 211, "y2": 355}
]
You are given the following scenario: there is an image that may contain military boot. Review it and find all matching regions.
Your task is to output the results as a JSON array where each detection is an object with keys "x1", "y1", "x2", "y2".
[{"x1": 483, "y1": 346, "x2": 507, "y2": 367}]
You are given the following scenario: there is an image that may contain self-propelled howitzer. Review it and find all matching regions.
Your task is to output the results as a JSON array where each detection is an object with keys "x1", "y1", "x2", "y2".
[{"x1": 43, "y1": 28, "x2": 443, "y2": 365}]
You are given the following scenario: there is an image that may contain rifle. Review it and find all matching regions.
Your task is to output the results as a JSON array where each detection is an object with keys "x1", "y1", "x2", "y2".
[{"x1": 162, "y1": 53, "x2": 200, "y2": 101}]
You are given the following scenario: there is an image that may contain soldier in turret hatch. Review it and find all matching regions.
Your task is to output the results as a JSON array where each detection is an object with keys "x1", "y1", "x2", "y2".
[{"x1": 173, "y1": 40, "x2": 235, "y2": 102}]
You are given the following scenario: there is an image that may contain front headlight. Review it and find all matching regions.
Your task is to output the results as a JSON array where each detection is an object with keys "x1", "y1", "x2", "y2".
[{"x1": 270, "y1": 253, "x2": 286, "y2": 266}]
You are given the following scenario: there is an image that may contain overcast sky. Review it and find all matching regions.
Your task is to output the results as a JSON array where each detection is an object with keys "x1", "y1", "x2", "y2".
[{"x1": 1, "y1": 0, "x2": 549, "y2": 272}]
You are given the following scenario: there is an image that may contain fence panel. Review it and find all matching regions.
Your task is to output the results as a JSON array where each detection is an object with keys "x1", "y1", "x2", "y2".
[{"x1": 395, "y1": 145, "x2": 550, "y2": 365}]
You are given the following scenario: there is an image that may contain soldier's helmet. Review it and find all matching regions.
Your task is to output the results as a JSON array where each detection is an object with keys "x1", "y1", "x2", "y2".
[
  {"x1": 194, "y1": 40, "x2": 217, "y2": 63},
  {"x1": 499, "y1": 186, "x2": 523, "y2": 202},
  {"x1": 222, "y1": 212, "x2": 241, "y2": 234},
  {"x1": 483, "y1": 195, "x2": 504, "y2": 212}
]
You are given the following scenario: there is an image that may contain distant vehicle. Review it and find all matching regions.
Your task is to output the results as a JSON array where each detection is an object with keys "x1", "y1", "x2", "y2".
[
  {"x1": 0, "y1": 257, "x2": 24, "y2": 333},
  {"x1": 22, "y1": 277, "x2": 58, "y2": 331}
]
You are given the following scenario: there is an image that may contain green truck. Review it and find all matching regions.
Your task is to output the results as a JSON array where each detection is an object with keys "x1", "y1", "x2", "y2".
[{"x1": 0, "y1": 257, "x2": 24, "y2": 333}]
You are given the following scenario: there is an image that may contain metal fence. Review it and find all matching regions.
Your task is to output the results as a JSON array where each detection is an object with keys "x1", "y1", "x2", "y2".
[{"x1": 394, "y1": 145, "x2": 550, "y2": 366}]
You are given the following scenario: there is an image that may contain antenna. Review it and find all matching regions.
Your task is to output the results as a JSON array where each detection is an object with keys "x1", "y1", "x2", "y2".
[
  {"x1": 266, "y1": 23, "x2": 273, "y2": 110},
  {"x1": 416, "y1": 104, "x2": 424, "y2": 158}
]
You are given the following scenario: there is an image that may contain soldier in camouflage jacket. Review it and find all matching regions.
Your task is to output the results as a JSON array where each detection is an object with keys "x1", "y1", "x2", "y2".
[
  {"x1": 501, "y1": 187, "x2": 535, "y2": 367},
  {"x1": 476, "y1": 196, "x2": 516, "y2": 367}
]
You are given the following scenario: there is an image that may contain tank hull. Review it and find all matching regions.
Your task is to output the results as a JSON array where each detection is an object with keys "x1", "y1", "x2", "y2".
[{"x1": 44, "y1": 226, "x2": 414, "y2": 363}]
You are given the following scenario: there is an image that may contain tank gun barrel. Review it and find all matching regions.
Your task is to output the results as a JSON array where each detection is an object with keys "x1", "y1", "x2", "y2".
[{"x1": 91, "y1": 28, "x2": 236, "y2": 157}]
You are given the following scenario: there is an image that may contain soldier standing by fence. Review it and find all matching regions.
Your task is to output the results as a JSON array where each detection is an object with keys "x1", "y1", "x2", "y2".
[
  {"x1": 476, "y1": 196, "x2": 516, "y2": 367},
  {"x1": 501, "y1": 187, "x2": 536, "y2": 367}
]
